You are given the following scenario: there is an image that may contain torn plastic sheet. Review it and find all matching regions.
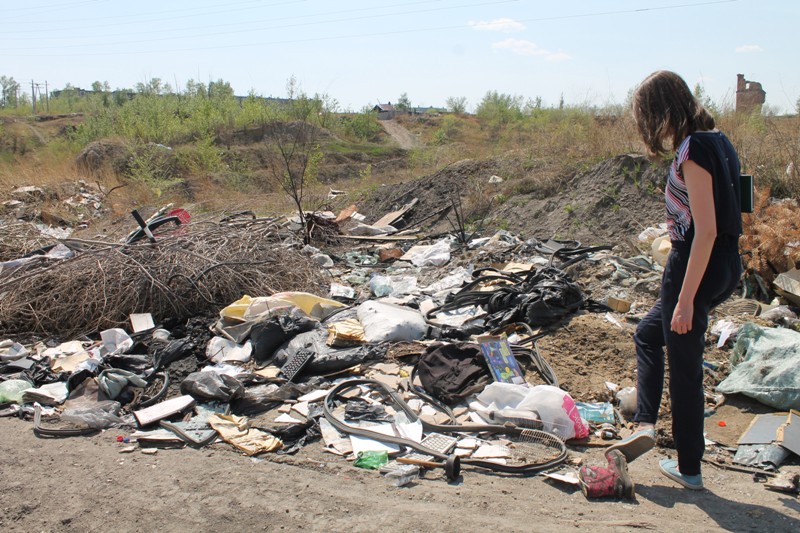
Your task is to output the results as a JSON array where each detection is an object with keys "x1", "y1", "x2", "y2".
[
  {"x1": 357, "y1": 301, "x2": 426, "y2": 343},
  {"x1": 430, "y1": 305, "x2": 485, "y2": 328},
  {"x1": 369, "y1": 274, "x2": 418, "y2": 298},
  {"x1": 0, "y1": 340, "x2": 29, "y2": 362},
  {"x1": 344, "y1": 399, "x2": 395, "y2": 423},
  {"x1": 401, "y1": 239, "x2": 452, "y2": 267},
  {"x1": 0, "y1": 242, "x2": 74, "y2": 278},
  {"x1": 61, "y1": 400, "x2": 128, "y2": 429},
  {"x1": 97, "y1": 369, "x2": 147, "y2": 400},
  {"x1": 220, "y1": 293, "x2": 346, "y2": 323},
  {"x1": 206, "y1": 336, "x2": 252, "y2": 364},
  {"x1": 733, "y1": 443, "x2": 791, "y2": 471},
  {"x1": 100, "y1": 328, "x2": 134, "y2": 356},
  {"x1": 421, "y1": 266, "x2": 473, "y2": 295},
  {"x1": 181, "y1": 371, "x2": 244, "y2": 402},
  {"x1": 717, "y1": 322, "x2": 800, "y2": 410},
  {"x1": 249, "y1": 312, "x2": 318, "y2": 364},
  {"x1": 272, "y1": 327, "x2": 385, "y2": 375}
]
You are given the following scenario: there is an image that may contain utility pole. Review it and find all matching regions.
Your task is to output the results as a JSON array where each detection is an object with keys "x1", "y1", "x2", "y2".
[
  {"x1": 31, "y1": 79, "x2": 35, "y2": 115},
  {"x1": 45, "y1": 80, "x2": 49, "y2": 113}
]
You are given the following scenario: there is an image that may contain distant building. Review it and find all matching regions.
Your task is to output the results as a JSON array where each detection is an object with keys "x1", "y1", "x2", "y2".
[
  {"x1": 373, "y1": 102, "x2": 396, "y2": 120},
  {"x1": 735, "y1": 74, "x2": 766, "y2": 114}
]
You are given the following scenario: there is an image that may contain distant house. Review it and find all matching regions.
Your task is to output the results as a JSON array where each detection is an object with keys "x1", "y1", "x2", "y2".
[{"x1": 373, "y1": 102, "x2": 396, "y2": 120}]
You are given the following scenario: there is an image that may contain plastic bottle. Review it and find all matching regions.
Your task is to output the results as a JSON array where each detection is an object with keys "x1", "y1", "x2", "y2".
[
  {"x1": 369, "y1": 274, "x2": 393, "y2": 297},
  {"x1": 616, "y1": 386, "x2": 637, "y2": 417},
  {"x1": 0, "y1": 379, "x2": 32, "y2": 404},
  {"x1": 353, "y1": 450, "x2": 389, "y2": 470}
]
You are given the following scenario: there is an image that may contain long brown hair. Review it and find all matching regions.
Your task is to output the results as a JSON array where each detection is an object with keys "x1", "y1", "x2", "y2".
[{"x1": 632, "y1": 70, "x2": 716, "y2": 157}]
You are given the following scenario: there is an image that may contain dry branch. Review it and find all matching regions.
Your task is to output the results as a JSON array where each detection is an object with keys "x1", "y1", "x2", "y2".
[{"x1": 0, "y1": 216, "x2": 326, "y2": 339}]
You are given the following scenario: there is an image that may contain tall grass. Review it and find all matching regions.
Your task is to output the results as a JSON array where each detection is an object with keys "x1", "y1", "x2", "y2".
[{"x1": 1, "y1": 82, "x2": 798, "y2": 211}]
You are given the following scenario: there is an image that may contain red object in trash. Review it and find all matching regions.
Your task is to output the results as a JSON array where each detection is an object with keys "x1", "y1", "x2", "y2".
[
  {"x1": 168, "y1": 208, "x2": 191, "y2": 224},
  {"x1": 718, "y1": 421, "x2": 727, "y2": 427},
  {"x1": 116, "y1": 435, "x2": 124, "y2": 442}
]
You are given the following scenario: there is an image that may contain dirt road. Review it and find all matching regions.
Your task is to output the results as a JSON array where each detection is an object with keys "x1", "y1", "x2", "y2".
[
  {"x1": 1, "y1": 416, "x2": 797, "y2": 533},
  {"x1": 381, "y1": 119, "x2": 419, "y2": 149}
]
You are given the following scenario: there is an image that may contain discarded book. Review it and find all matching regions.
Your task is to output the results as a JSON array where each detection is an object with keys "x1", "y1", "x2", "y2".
[{"x1": 477, "y1": 334, "x2": 526, "y2": 385}]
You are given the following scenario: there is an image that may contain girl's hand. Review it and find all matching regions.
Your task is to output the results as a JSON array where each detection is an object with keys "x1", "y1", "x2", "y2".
[{"x1": 671, "y1": 299, "x2": 694, "y2": 334}]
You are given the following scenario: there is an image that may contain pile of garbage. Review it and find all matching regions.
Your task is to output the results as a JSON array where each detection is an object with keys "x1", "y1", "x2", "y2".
[{"x1": 1, "y1": 203, "x2": 799, "y2": 497}]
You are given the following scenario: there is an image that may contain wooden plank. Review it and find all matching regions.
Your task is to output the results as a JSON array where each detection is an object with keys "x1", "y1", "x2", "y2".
[
  {"x1": 372, "y1": 198, "x2": 418, "y2": 227},
  {"x1": 337, "y1": 234, "x2": 421, "y2": 241}
]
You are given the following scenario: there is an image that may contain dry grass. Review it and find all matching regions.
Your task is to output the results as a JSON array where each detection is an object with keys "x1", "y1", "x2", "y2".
[
  {"x1": 0, "y1": 214, "x2": 326, "y2": 338},
  {"x1": 740, "y1": 188, "x2": 800, "y2": 286}
]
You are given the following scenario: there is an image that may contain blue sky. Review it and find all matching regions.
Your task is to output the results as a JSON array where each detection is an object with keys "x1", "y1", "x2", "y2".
[{"x1": 2, "y1": 0, "x2": 797, "y2": 113}]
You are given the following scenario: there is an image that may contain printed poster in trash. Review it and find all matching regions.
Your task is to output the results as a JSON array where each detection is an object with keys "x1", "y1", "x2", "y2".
[{"x1": 477, "y1": 334, "x2": 525, "y2": 385}]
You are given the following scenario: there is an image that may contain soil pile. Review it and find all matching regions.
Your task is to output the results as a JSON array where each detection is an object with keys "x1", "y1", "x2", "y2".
[{"x1": 356, "y1": 154, "x2": 668, "y2": 245}]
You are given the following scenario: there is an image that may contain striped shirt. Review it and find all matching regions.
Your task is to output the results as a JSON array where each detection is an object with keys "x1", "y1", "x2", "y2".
[{"x1": 665, "y1": 132, "x2": 742, "y2": 243}]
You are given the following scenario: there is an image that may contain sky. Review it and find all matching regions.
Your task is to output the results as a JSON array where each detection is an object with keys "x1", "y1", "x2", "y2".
[{"x1": 1, "y1": 0, "x2": 798, "y2": 113}]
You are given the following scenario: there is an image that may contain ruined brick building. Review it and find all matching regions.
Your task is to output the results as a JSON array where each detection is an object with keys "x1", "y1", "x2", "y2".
[{"x1": 736, "y1": 74, "x2": 766, "y2": 113}]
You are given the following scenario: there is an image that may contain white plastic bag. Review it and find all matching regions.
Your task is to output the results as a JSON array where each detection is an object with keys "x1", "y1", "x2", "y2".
[
  {"x1": 404, "y1": 239, "x2": 452, "y2": 267},
  {"x1": 473, "y1": 383, "x2": 589, "y2": 440},
  {"x1": 356, "y1": 301, "x2": 427, "y2": 343},
  {"x1": 516, "y1": 385, "x2": 590, "y2": 440}
]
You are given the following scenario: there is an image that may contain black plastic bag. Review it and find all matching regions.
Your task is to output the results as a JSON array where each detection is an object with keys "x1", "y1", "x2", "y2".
[
  {"x1": 181, "y1": 371, "x2": 244, "y2": 402},
  {"x1": 272, "y1": 327, "x2": 385, "y2": 375},
  {"x1": 153, "y1": 338, "x2": 195, "y2": 371},
  {"x1": 249, "y1": 313, "x2": 318, "y2": 364}
]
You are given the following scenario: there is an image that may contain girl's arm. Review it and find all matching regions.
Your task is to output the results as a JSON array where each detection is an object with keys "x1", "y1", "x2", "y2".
[{"x1": 671, "y1": 159, "x2": 717, "y2": 334}]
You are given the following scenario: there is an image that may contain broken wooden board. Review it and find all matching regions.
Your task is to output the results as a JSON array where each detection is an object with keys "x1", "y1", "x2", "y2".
[
  {"x1": 776, "y1": 410, "x2": 800, "y2": 456},
  {"x1": 337, "y1": 234, "x2": 420, "y2": 241},
  {"x1": 372, "y1": 198, "x2": 418, "y2": 228}
]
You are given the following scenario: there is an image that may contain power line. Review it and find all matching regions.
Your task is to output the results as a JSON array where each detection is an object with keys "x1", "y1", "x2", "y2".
[
  {"x1": 2, "y1": 0, "x2": 738, "y2": 57},
  {"x1": 0, "y1": 0, "x2": 517, "y2": 49},
  {"x1": 0, "y1": 0, "x2": 435, "y2": 38}
]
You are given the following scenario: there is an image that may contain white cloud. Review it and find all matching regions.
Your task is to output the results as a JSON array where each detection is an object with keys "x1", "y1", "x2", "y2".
[
  {"x1": 491, "y1": 38, "x2": 571, "y2": 62},
  {"x1": 469, "y1": 18, "x2": 525, "y2": 33},
  {"x1": 735, "y1": 44, "x2": 764, "y2": 53},
  {"x1": 545, "y1": 51, "x2": 572, "y2": 62}
]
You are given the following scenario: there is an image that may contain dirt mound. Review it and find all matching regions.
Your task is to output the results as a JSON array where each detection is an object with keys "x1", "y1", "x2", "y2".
[
  {"x1": 75, "y1": 140, "x2": 131, "y2": 175},
  {"x1": 493, "y1": 154, "x2": 667, "y2": 245},
  {"x1": 356, "y1": 157, "x2": 524, "y2": 229},
  {"x1": 533, "y1": 312, "x2": 637, "y2": 401},
  {"x1": 355, "y1": 154, "x2": 667, "y2": 244}
]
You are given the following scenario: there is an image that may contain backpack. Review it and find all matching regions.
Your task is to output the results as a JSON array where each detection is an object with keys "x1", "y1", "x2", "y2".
[{"x1": 415, "y1": 342, "x2": 491, "y2": 405}]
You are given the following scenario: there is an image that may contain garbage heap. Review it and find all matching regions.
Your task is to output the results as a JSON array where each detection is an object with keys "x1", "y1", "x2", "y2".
[{"x1": 1, "y1": 206, "x2": 799, "y2": 497}]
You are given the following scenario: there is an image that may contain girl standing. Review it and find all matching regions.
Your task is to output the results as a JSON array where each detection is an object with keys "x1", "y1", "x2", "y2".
[{"x1": 609, "y1": 70, "x2": 743, "y2": 490}]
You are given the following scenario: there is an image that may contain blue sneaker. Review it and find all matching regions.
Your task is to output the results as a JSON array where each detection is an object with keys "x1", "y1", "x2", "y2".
[
  {"x1": 606, "y1": 427, "x2": 656, "y2": 462},
  {"x1": 659, "y1": 458, "x2": 704, "y2": 490}
]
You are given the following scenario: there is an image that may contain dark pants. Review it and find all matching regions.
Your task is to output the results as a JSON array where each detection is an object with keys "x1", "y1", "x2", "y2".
[{"x1": 634, "y1": 236, "x2": 741, "y2": 476}]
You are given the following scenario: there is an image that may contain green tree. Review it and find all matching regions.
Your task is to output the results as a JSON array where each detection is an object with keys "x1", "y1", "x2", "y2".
[
  {"x1": 445, "y1": 96, "x2": 467, "y2": 115},
  {"x1": 693, "y1": 83, "x2": 719, "y2": 116},
  {"x1": 475, "y1": 91, "x2": 524, "y2": 125},
  {"x1": 0, "y1": 75, "x2": 20, "y2": 108},
  {"x1": 343, "y1": 106, "x2": 382, "y2": 141},
  {"x1": 396, "y1": 92, "x2": 411, "y2": 112},
  {"x1": 136, "y1": 78, "x2": 171, "y2": 95}
]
